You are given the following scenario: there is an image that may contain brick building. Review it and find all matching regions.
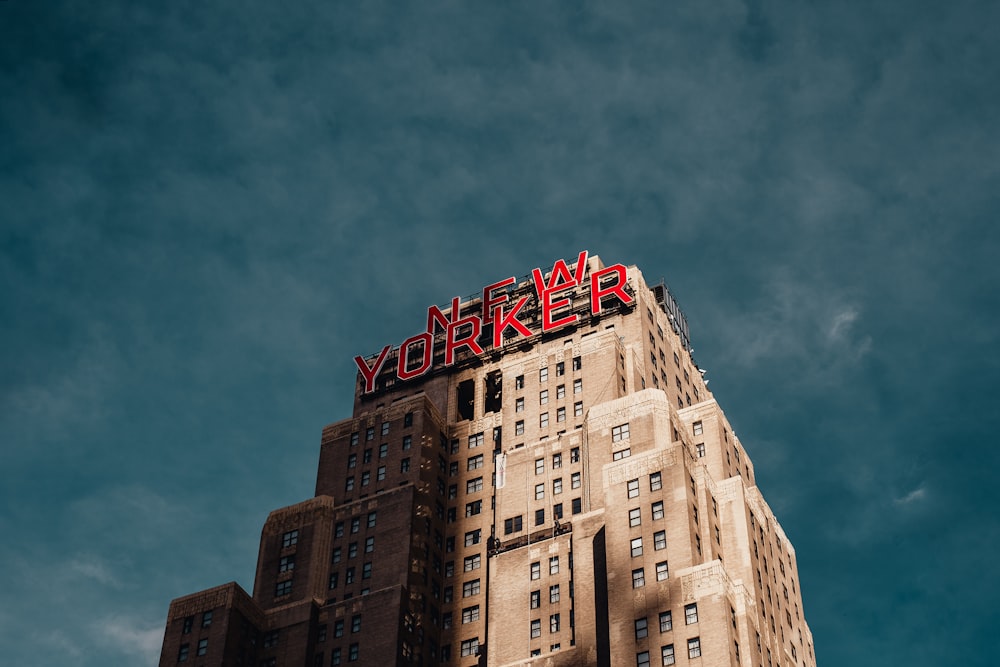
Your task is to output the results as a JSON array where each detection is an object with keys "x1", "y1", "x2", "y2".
[{"x1": 158, "y1": 253, "x2": 815, "y2": 667}]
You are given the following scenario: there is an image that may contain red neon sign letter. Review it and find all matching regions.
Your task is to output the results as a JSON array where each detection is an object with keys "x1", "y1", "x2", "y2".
[
  {"x1": 445, "y1": 316, "x2": 484, "y2": 365},
  {"x1": 354, "y1": 345, "x2": 392, "y2": 393},
  {"x1": 397, "y1": 332, "x2": 433, "y2": 381},
  {"x1": 590, "y1": 264, "x2": 633, "y2": 314},
  {"x1": 481, "y1": 277, "x2": 515, "y2": 324},
  {"x1": 492, "y1": 296, "x2": 533, "y2": 347}
]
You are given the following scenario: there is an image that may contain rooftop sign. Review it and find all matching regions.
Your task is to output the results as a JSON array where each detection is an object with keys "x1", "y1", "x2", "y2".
[{"x1": 354, "y1": 251, "x2": 634, "y2": 394}]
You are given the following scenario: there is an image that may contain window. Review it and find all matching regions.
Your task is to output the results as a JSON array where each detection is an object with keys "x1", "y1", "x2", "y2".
[
  {"x1": 516, "y1": 397, "x2": 524, "y2": 413},
  {"x1": 631, "y1": 537, "x2": 643, "y2": 557},
  {"x1": 279, "y1": 555, "x2": 295, "y2": 573},
  {"x1": 516, "y1": 420, "x2": 525, "y2": 435},
  {"x1": 629, "y1": 507, "x2": 642, "y2": 527},
  {"x1": 553, "y1": 478, "x2": 563, "y2": 494},
  {"x1": 573, "y1": 379, "x2": 582, "y2": 393},
  {"x1": 656, "y1": 561, "x2": 669, "y2": 581},
  {"x1": 650, "y1": 531, "x2": 666, "y2": 552},
  {"x1": 554, "y1": 503, "x2": 563, "y2": 519},
  {"x1": 465, "y1": 500, "x2": 482, "y2": 517},
  {"x1": 659, "y1": 610, "x2": 672, "y2": 632},
  {"x1": 635, "y1": 617, "x2": 648, "y2": 639},
  {"x1": 333, "y1": 621, "x2": 344, "y2": 638},
  {"x1": 571, "y1": 472, "x2": 581, "y2": 489},
  {"x1": 515, "y1": 375, "x2": 525, "y2": 389},
  {"x1": 650, "y1": 472, "x2": 662, "y2": 491},
  {"x1": 367, "y1": 511, "x2": 376, "y2": 528},
  {"x1": 464, "y1": 554, "x2": 481, "y2": 571},
  {"x1": 632, "y1": 568, "x2": 645, "y2": 588},
  {"x1": 349, "y1": 643, "x2": 359, "y2": 662},
  {"x1": 693, "y1": 421, "x2": 703, "y2": 436},
  {"x1": 540, "y1": 390, "x2": 549, "y2": 405},
  {"x1": 637, "y1": 652, "x2": 650, "y2": 667},
  {"x1": 572, "y1": 497, "x2": 582, "y2": 514},
  {"x1": 535, "y1": 483, "x2": 545, "y2": 500},
  {"x1": 504, "y1": 515, "x2": 523, "y2": 534},
  {"x1": 193, "y1": 638, "x2": 208, "y2": 657},
  {"x1": 381, "y1": 421, "x2": 390, "y2": 436},
  {"x1": 612, "y1": 423, "x2": 630, "y2": 442},
  {"x1": 345, "y1": 476, "x2": 355, "y2": 491},
  {"x1": 556, "y1": 407, "x2": 566, "y2": 422},
  {"x1": 540, "y1": 412, "x2": 549, "y2": 427},
  {"x1": 685, "y1": 603, "x2": 698, "y2": 624},
  {"x1": 365, "y1": 427, "x2": 375, "y2": 441},
  {"x1": 468, "y1": 454, "x2": 484, "y2": 471},
  {"x1": 400, "y1": 458, "x2": 410, "y2": 473},
  {"x1": 530, "y1": 589, "x2": 541, "y2": 608},
  {"x1": 351, "y1": 614, "x2": 361, "y2": 633},
  {"x1": 365, "y1": 536, "x2": 375, "y2": 553},
  {"x1": 652, "y1": 501, "x2": 664, "y2": 520},
  {"x1": 531, "y1": 619, "x2": 542, "y2": 638},
  {"x1": 404, "y1": 412, "x2": 413, "y2": 427},
  {"x1": 696, "y1": 443, "x2": 705, "y2": 457},
  {"x1": 379, "y1": 443, "x2": 388, "y2": 459},
  {"x1": 550, "y1": 613, "x2": 560, "y2": 633},
  {"x1": 264, "y1": 630, "x2": 280, "y2": 647},
  {"x1": 328, "y1": 572, "x2": 339, "y2": 589},
  {"x1": 362, "y1": 562, "x2": 372, "y2": 579},
  {"x1": 540, "y1": 368, "x2": 548, "y2": 382},
  {"x1": 181, "y1": 616, "x2": 193, "y2": 634},
  {"x1": 549, "y1": 556, "x2": 559, "y2": 575},
  {"x1": 556, "y1": 361, "x2": 565, "y2": 376},
  {"x1": 574, "y1": 402, "x2": 583, "y2": 417},
  {"x1": 348, "y1": 453, "x2": 357, "y2": 468},
  {"x1": 549, "y1": 584, "x2": 560, "y2": 603},
  {"x1": 282, "y1": 530, "x2": 299, "y2": 548},
  {"x1": 467, "y1": 477, "x2": 483, "y2": 493},
  {"x1": 201, "y1": 611, "x2": 213, "y2": 628},
  {"x1": 345, "y1": 567, "x2": 355, "y2": 584},
  {"x1": 572, "y1": 356, "x2": 582, "y2": 371},
  {"x1": 628, "y1": 479, "x2": 640, "y2": 499},
  {"x1": 613, "y1": 448, "x2": 631, "y2": 460},
  {"x1": 275, "y1": 580, "x2": 292, "y2": 596},
  {"x1": 462, "y1": 605, "x2": 480, "y2": 623},
  {"x1": 468, "y1": 432, "x2": 484, "y2": 449},
  {"x1": 361, "y1": 471, "x2": 370, "y2": 486},
  {"x1": 570, "y1": 446, "x2": 580, "y2": 462},
  {"x1": 376, "y1": 465, "x2": 386, "y2": 481},
  {"x1": 465, "y1": 530, "x2": 481, "y2": 546},
  {"x1": 462, "y1": 579, "x2": 479, "y2": 598},
  {"x1": 552, "y1": 453, "x2": 562, "y2": 468},
  {"x1": 178, "y1": 643, "x2": 189, "y2": 662},
  {"x1": 556, "y1": 384, "x2": 566, "y2": 399},
  {"x1": 687, "y1": 638, "x2": 701, "y2": 659},
  {"x1": 535, "y1": 508, "x2": 545, "y2": 525},
  {"x1": 662, "y1": 644, "x2": 676, "y2": 665},
  {"x1": 351, "y1": 517, "x2": 361, "y2": 533}
]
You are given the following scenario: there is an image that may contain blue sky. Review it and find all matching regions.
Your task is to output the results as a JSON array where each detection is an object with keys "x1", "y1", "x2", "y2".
[{"x1": 2, "y1": 1, "x2": 998, "y2": 664}]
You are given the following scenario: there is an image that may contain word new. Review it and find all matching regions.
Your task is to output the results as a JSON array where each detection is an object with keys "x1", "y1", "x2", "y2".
[{"x1": 354, "y1": 251, "x2": 633, "y2": 393}]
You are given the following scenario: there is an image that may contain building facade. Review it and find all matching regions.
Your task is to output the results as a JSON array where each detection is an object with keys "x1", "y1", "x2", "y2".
[{"x1": 159, "y1": 253, "x2": 815, "y2": 667}]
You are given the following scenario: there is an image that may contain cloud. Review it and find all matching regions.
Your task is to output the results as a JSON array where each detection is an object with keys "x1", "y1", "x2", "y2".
[
  {"x1": 96, "y1": 616, "x2": 163, "y2": 665},
  {"x1": 69, "y1": 556, "x2": 121, "y2": 588},
  {"x1": 894, "y1": 485, "x2": 927, "y2": 506}
]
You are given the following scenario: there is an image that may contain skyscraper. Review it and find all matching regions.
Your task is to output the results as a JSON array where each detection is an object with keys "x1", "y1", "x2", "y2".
[{"x1": 158, "y1": 252, "x2": 815, "y2": 667}]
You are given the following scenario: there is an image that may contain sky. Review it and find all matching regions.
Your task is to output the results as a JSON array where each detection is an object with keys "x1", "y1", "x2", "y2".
[{"x1": 1, "y1": 0, "x2": 998, "y2": 664}]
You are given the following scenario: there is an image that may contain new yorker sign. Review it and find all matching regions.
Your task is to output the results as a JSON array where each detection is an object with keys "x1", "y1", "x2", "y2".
[{"x1": 354, "y1": 251, "x2": 634, "y2": 393}]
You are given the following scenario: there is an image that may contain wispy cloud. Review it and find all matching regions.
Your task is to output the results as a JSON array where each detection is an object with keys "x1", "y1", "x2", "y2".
[
  {"x1": 894, "y1": 485, "x2": 927, "y2": 506},
  {"x1": 96, "y1": 616, "x2": 163, "y2": 665},
  {"x1": 69, "y1": 556, "x2": 121, "y2": 588}
]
